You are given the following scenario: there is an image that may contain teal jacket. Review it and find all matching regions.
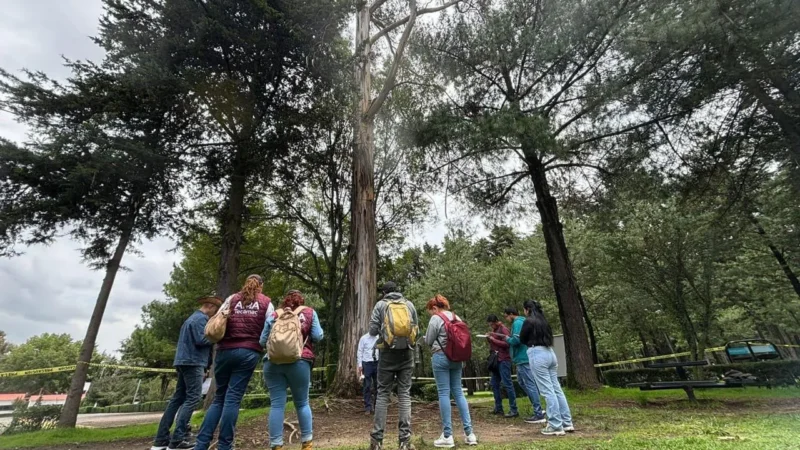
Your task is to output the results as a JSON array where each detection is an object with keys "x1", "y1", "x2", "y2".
[{"x1": 505, "y1": 316, "x2": 529, "y2": 366}]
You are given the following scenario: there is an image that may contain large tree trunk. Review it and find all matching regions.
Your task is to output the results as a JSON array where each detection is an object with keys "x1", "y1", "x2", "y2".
[
  {"x1": 204, "y1": 165, "x2": 247, "y2": 409},
  {"x1": 58, "y1": 221, "x2": 134, "y2": 427},
  {"x1": 525, "y1": 154, "x2": 600, "y2": 389},
  {"x1": 330, "y1": 3, "x2": 376, "y2": 397}
]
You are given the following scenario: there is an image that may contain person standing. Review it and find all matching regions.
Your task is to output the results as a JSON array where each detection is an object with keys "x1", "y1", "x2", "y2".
[
  {"x1": 151, "y1": 297, "x2": 221, "y2": 450},
  {"x1": 485, "y1": 314, "x2": 517, "y2": 418},
  {"x1": 194, "y1": 275, "x2": 274, "y2": 450},
  {"x1": 260, "y1": 290, "x2": 323, "y2": 450},
  {"x1": 369, "y1": 281, "x2": 420, "y2": 450},
  {"x1": 521, "y1": 300, "x2": 574, "y2": 436},
  {"x1": 504, "y1": 306, "x2": 545, "y2": 424},
  {"x1": 357, "y1": 331, "x2": 379, "y2": 414},
  {"x1": 424, "y1": 295, "x2": 477, "y2": 448}
]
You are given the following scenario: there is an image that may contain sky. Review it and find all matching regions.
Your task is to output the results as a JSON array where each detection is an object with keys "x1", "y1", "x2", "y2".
[{"x1": 0, "y1": 0, "x2": 477, "y2": 355}]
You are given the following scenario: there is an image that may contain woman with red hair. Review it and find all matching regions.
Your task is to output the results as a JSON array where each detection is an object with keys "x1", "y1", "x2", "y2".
[
  {"x1": 424, "y1": 294, "x2": 477, "y2": 448},
  {"x1": 259, "y1": 290, "x2": 323, "y2": 450}
]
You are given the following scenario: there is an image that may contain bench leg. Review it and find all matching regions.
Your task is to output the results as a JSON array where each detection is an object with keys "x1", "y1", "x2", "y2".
[{"x1": 683, "y1": 386, "x2": 697, "y2": 402}]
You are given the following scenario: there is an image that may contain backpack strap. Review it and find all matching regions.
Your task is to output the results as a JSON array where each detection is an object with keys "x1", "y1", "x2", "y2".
[{"x1": 293, "y1": 306, "x2": 308, "y2": 315}]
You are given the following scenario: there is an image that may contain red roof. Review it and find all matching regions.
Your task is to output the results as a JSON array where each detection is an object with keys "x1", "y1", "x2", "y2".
[
  {"x1": 30, "y1": 394, "x2": 85, "y2": 402},
  {"x1": 0, "y1": 394, "x2": 27, "y2": 401}
]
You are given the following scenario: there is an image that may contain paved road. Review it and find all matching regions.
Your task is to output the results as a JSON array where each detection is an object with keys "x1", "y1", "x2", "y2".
[{"x1": 0, "y1": 412, "x2": 165, "y2": 431}]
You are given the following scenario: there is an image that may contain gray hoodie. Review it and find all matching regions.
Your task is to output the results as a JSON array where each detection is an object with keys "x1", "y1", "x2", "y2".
[
  {"x1": 369, "y1": 292, "x2": 420, "y2": 350},
  {"x1": 425, "y1": 311, "x2": 457, "y2": 354}
]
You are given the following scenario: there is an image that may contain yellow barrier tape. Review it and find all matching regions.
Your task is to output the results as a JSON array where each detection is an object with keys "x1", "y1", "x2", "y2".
[
  {"x1": 594, "y1": 346, "x2": 726, "y2": 368},
  {"x1": 85, "y1": 362, "x2": 175, "y2": 373},
  {"x1": 0, "y1": 365, "x2": 77, "y2": 377}
]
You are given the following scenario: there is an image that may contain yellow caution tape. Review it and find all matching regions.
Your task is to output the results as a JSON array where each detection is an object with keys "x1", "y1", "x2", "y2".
[
  {"x1": 85, "y1": 362, "x2": 175, "y2": 373},
  {"x1": 0, "y1": 365, "x2": 77, "y2": 377},
  {"x1": 594, "y1": 346, "x2": 726, "y2": 368}
]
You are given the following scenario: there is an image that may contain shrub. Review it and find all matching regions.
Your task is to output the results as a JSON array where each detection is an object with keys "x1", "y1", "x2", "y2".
[
  {"x1": 421, "y1": 384, "x2": 438, "y2": 402},
  {"x1": 4, "y1": 400, "x2": 61, "y2": 435},
  {"x1": 241, "y1": 394, "x2": 270, "y2": 409},
  {"x1": 603, "y1": 360, "x2": 800, "y2": 387}
]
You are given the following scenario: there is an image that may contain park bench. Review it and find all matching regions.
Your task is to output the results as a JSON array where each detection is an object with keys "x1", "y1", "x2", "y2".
[{"x1": 627, "y1": 360, "x2": 752, "y2": 401}]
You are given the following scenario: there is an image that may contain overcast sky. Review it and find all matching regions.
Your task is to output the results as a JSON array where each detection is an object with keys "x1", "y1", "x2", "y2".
[{"x1": 0, "y1": 0, "x2": 480, "y2": 355}]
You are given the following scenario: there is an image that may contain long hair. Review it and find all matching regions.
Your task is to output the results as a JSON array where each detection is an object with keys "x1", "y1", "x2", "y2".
[
  {"x1": 523, "y1": 299, "x2": 554, "y2": 347},
  {"x1": 282, "y1": 290, "x2": 305, "y2": 310},
  {"x1": 239, "y1": 274, "x2": 263, "y2": 306}
]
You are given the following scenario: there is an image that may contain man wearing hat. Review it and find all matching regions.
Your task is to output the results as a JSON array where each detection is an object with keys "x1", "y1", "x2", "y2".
[{"x1": 152, "y1": 296, "x2": 222, "y2": 450}]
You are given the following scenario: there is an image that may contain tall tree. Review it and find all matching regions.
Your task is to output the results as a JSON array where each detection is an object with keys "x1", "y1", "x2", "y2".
[
  {"x1": 0, "y1": 62, "x2": 193, "y2": 426},
  {"x1": 333, "y1": 0, "x2": 466, "y2": 395},
  {"x1": 410, "y1": 0, "x2": 696, "y2": 388},
  {"x1": 97, "y1": 0, "x2": 348, "y2": 403}
]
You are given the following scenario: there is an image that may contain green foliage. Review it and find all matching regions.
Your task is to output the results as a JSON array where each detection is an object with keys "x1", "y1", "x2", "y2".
[
  {"x1": 420, "y1": 384, "x2": 439, "y2": 402},
  {"x1": 3, "y1": 401, "x2": 61, "y2": 435},
  {"x1": 241, "y1": 394, "x2": 270, "y2": 410},
  {"x1": 0, "y1": 334, "x2": 105, "y2": 393}
]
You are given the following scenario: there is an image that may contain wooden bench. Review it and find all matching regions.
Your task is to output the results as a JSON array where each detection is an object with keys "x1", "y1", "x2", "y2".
[{"x1": 627, "y1": 360, "x2": 754, "y2": 401}]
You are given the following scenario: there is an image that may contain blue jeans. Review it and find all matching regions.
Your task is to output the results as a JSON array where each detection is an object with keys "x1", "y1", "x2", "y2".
[
  {"x1": 432, "y1": 352, "x2": 473, "y2": 437},
  {"x1": 490, "y1": 360, "x2": 517, "y2": 415},
  {"x1": 362, "y1": 361, "x2": 378, "y2": 411},
  {"x1": 529, "y1": 346, "x2": 572, "y2": 430},
  {"x1": 195, "y1": 348, "x2": 260, "y2": 450},
  {"x1": 516, "y1": 362, "x2": 544, "y2": 417},
  {"x1": 263, "y1": 359, "x2": 313, "y2": 447},
  {"x1": 154, "y1": 366, "x2": 204, "y2": 445}
]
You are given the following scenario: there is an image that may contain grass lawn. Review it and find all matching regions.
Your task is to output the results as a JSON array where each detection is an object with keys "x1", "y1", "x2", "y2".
[
  {"x1": 0, "y1": 388, "x2": 796, "y2": 449},
  {"x1": 0, "y1": 408, "x2": 270, "y2": 449}
]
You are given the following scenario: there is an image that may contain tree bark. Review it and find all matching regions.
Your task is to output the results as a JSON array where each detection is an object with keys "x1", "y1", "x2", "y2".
[
  {"x1": 749, "y1": 214, "x2": 800, "y2": 303},
  {"x1": 204, "y1": 162, "x2": 247, "y2": 409},
  {"x1": 329, "y1": 2, "x2": 376, "y2": 397},
  {"x1": 525, "y1": 153, "x2": 600, "y2": 389},
  {"x1": 58, "y1": 221, "x2": 134, "y2": 427}
]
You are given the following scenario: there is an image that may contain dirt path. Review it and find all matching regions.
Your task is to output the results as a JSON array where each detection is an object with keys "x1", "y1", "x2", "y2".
[{"x1": 39, "y1": 399, "x2": 597, "y2": 450}]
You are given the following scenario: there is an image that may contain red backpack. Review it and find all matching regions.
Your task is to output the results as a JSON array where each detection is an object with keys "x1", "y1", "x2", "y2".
[{"x1": 436, "y1": 312, "x2": 473, "y2": 362}]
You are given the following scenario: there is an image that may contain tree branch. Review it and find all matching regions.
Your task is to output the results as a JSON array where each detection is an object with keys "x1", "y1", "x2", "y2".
[
  {"x1": 369, "y1": 0, "x2": 463, "y2": 47},
  {"x1": 544, "y1": 162, "x2": 609, "y2": 175},
  {"x1": 366, "y1": 0, "x2": 418, "y2": 118}
]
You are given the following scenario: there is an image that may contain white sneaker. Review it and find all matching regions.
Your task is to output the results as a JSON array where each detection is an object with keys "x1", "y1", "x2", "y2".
[
  {"x1": 465, "y1": 433, "x2": 478, "y2": 446},
  {"x1": 434, "y1": 434, "x2": 455, "y2": 448},
  {"x1": 150, "y1": 447, "x2": 168, "y2": 450},
  {"x1": 564, "y1": 424, "x2": 575, "y2": 432}
]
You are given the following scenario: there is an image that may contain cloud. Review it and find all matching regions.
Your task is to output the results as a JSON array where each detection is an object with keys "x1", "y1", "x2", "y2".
[{"x1": 0, "y1": 237, "x2": 180, "y2": 354}]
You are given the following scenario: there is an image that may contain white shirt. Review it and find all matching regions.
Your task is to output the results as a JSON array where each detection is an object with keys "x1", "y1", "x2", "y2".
[{"x1": 357, "y1": 333, "x2": 379, "y2": 368}]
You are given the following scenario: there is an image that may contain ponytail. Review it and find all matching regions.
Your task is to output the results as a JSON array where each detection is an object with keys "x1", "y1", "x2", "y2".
[{"x1": 239, "y1": 274, "x2": 263, "y2": 306}]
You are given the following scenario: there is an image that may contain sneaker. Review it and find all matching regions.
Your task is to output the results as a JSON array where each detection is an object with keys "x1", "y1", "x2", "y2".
[
  {"x1": 492, "y1": 409, "x2": 504, "y2": 415},
  {"x1": 301, "y1": 441, "x2": 313, "y2": 450},
  {"x1": 434, "y1": 434, "x2": 455, "y2": 448},
  {"x1": 524, "y1": 414, "x2": 546, "y2": 424},
  {"x1": 541, "y1": 425, "x2": 566, "y2": 436},
  {"x1": 151, "y1": 445, "x2": 168, "y2": 450},
  {"x1": 504, "y1": 412, "x2": 519, "y2": 418},
  {"x1": 168, "y1": 441, "x2": 195, "y2": 450},
  {"x1": 369, "y1": 439, "x2": 383, "y2": 450},
  {"x1": 399, "y1": 440, "x2": 416, "y2": 450},
  {"x1": 563, "y1": 424, "x2": 575, "y2": 432},
  {"x1": 465, "y1": 433, "x2": 478, "y2": 446}
]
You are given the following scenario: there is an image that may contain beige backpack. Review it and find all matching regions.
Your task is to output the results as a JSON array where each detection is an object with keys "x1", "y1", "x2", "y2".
[
  {"x1": 204, "y1": 295, "x2": 233, "y2": 343},
  {"x1": 267, "y1": 306, "x2": 308, "y2": 364}
]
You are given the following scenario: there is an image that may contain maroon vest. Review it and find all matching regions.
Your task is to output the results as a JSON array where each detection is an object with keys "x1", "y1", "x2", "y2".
[{"x1": 218, "y1": 293, "x2": 271, "y2": 353}]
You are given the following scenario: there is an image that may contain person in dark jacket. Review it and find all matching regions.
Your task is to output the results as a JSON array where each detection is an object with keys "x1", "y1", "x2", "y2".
[
  {"x1": 486, "y1": 314, "x2": 517, "y2": 418},
  {"x1": 260, "y1": 290, "x2": 323, "y2": 450},
  {"x1": 194, "y1": 275, "x2": 274, "y2": 450},
  {"x1": 151, "y1": 296, "x2": 221, "y2": 450},
  {"x1": 520, "y1": 300, "x2": 574, "y2": 436}
]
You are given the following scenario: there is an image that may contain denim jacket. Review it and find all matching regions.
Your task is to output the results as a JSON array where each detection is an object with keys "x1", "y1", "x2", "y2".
[{"x1": 173, "y1": 310, "x2": 213, "y2": 368}]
